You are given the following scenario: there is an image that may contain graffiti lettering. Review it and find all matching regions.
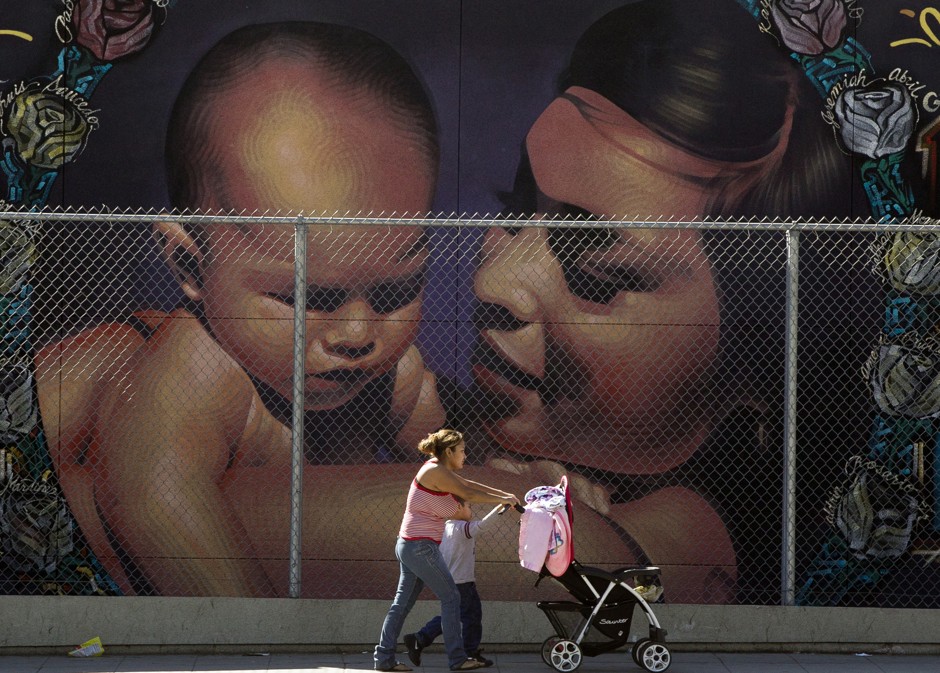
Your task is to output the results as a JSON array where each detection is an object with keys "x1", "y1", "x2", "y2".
[
  {"x1": 2, "y1": 284, "x2": 32, "y2": 355},
  {"x1": 883, "y1": 296, "x2": 917, "y2": 337},
  {"x1": 891, "y1": 7, "x2": 940, "y2": 48}
]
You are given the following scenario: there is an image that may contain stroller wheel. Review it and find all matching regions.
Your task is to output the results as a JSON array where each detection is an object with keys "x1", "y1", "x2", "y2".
[
  {"x1": 545, "y1": 639, "x2": 582, "y2": 671},
  {"x1": 631, "y1": 638, "x2": 650, "y2": 666},
  {"x1": 635, "y1": 640, "x2": 671, "y2": 672},
  {"x1": 540, "y1": 637, "x2": 563, "y2": 666}
]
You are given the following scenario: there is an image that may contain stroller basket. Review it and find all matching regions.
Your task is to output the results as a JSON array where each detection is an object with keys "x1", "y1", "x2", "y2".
[{"x1": 537, "y1": 599, "x2": 635, "y2": 657}]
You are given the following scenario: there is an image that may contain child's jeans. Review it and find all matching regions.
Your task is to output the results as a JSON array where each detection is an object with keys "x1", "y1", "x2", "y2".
[
  {"x1": 375, "y1": 538, "x2": 466, "y2": 670},
  {"x1": 417, "y1": 581, "x2": 483, "y2": 654}
]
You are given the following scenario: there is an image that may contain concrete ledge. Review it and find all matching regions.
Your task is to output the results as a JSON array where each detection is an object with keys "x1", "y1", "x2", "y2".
[{"x1": 3, "y1": 598, "x2": 940, "y2": 653}]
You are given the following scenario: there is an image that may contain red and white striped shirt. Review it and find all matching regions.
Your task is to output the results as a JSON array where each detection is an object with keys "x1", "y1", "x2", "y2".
[{"x1": 399, "y1": 478, "x2": 463, "y2": 543}]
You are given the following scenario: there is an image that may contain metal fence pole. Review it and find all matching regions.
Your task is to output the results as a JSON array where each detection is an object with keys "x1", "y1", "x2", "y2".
[
  {"x1": 782, "y1": 229, "x2": 799, "y2": 606},
  {"x1": 289, "y1": 217, "x2": 308, "y2": 598}
]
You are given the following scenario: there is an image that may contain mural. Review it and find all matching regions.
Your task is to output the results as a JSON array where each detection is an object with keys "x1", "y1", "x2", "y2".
[{"x1": 0, "y1": 0, "x2": 939, "y2": 607}]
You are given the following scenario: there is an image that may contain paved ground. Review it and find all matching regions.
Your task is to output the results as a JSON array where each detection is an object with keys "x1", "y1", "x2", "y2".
[{"x1": 3, "y1": 651, "x2": 940, "y2": 673}]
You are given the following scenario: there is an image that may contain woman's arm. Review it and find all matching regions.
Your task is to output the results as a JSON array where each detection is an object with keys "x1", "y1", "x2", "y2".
[
  {"x1": 420, "y1": 464, "x2": 519, "y2": 505},
  {"x1": 454, "y1": 473, "x2": 515, "y2": 499}
]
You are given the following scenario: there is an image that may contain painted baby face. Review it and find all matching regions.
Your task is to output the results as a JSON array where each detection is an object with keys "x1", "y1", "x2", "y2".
[
  {"x1": 193, "y1": 60, "x2": 436, "y2": 410},
  {"x1": 201, "y1": 225, "x2": 428, "y2": 411},
  {"x1": 472, "y1": 87, "x2": 725, "y2": 475}
]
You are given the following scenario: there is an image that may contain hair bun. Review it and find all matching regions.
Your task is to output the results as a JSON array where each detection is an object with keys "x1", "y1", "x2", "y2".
[{"x1": 417, "y1": 428, "x2": 463, "y2": 458}]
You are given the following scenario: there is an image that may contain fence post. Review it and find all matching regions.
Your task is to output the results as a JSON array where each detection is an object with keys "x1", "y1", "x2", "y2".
[
  {"x1": 782, "y1": 228, "x2": 799, "y2": 606},
  {"x1": 289, "y1": 216, "x2": 308, "y2": 598}
]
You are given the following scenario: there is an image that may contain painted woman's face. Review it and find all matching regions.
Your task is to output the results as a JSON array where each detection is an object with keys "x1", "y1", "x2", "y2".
[{"x1": 472, "y1": 87, "x2": 726, "y2": 475}]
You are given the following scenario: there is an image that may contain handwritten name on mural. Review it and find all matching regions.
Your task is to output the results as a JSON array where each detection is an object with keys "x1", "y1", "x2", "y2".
[
  {"x1": 892, "y1": 7, "x2": 940, "y2": 48},
  {"x1": 757, "y1": 0, "x2": 775, "y2": 37},
  {"x1": 0, "y1": 80, "x2": 29, "y2": 127},
  {"x1": 890, "y1": 67, "x2": 940, "y2": 112},
  {"x1": 0, "y1": 476, "x2": 57, "y2": 498},
  {"x1": 0, "y1": 76, "x2": 100, "y2": 133},
  {"x1": 0, "y1": 449, "x2": 56, "y2": 495},
  {"x1": 845, "y1": 0, "x2": 864, "y2": 21},
  {"x1": 55, "y1": 0, "x2": 76, "y2": 43},
  {"x1": 44, "y1": 75, "x2": 100, "y2": 127}
]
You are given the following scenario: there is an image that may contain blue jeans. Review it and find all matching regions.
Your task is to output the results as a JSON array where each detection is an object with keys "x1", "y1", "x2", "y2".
[
  {"x1": 375, "y1": 538, "x2": 466, "y2": 670},
  {"x1": 416, "y1": 581, "x2": 483, "y2": 653}
]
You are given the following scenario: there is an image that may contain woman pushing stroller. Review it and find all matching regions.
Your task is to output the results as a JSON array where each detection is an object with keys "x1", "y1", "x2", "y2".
[{"x1": 374, "y1": 429, "x2": 520, "y2": 672}]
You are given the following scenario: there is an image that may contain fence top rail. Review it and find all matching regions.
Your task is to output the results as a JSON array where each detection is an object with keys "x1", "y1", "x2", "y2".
[{"x1": 2, "y1": 209, "x2": 940, "y2": 232}]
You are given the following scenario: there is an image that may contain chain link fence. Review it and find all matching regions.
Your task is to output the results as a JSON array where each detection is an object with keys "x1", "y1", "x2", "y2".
[{"x1": 2, "y1": 210, "x2": 940, "y2": 608}]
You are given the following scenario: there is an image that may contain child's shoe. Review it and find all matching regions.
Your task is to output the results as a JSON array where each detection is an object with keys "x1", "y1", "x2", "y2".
[{"x1": 403, "y1": 633, "x2": 423, "y2": 667}]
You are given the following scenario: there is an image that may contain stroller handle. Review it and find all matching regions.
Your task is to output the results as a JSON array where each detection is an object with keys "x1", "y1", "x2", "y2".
[{"x1": 484, "y1": 503, "x2": 525, "y2": 522}]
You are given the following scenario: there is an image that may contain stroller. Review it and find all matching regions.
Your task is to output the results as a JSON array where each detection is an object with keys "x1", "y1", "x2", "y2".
[
  {"x1": 515, "y1": 479, "x2": 671, "y2": 672},
  {"x1": 535, "y1": 560, "x2": 670, "y2": 672}
]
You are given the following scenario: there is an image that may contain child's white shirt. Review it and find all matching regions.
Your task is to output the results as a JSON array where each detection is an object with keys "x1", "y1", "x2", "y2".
[{"x1": 440, "y1": 507, "x2": 499, "y2": 584}]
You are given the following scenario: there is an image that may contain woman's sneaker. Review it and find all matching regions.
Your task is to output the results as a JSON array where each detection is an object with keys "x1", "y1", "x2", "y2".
[{"x1": 467, "y1": 650, "x2": 494, "y2": 667}]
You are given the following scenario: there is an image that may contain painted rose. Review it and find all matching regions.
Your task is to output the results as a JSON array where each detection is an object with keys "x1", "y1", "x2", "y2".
[
  {"x1": 0, "y1": 219, "x2": 36, "y2": 296},
  {"x1": 835, "y1": 84, "x2": 915, "y2": 159},
  {"x1": 0, "y1": 485, "x2": 74, "y2": 573},
  {"x1": 5, "y1": 84, "x2": 91, "y2": 169},
  {"x1": 0, "y1": 364, "x2": 37, "y2": 439},
  {"x1": 832, "y1": 460, "x2": 919, "y2": 560},
  {"x1": 770, "y1": 0, "x2": 847, "y2": 55},
  {"x1": 71, "y1": 0, "x2": 156, "y2": 61},
  {"x1": 880, "y1": 231, "x2": 940, "y2": 295},
  {"x1": 865, "y1": 333, "x2": 940, "y2": 418}
]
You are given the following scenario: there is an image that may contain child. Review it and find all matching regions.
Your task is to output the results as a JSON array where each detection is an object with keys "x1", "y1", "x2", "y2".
[
  {"x1": 404, "y1": 500, "x2": 502, "y2": 668},
  {"x1": 34, "y1": 21, "x2": 446, "y2": 597}
]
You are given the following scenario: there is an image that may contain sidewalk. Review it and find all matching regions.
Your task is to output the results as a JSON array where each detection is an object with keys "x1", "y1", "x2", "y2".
[{"x1": 4, "y1": 651, "x2": 940, "y2": 673}]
